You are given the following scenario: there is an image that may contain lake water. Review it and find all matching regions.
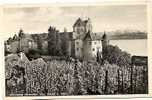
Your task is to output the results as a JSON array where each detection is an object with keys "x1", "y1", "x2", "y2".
[{"x1": 109, "y1": 39, "x2": 147, "y2": 56}]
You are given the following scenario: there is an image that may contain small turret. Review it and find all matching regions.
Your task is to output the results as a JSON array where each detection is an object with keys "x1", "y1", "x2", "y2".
[
  {"x1": 102, "y1": 31, "x2": 109, "y2": 50},
  {"x1": 102, "y1": 31, "x2": 109, "y2": 60},
  {"x1": 18, "y1": 29, "x2": 25, "y2": 38},
  {"x1": 102, "y1": 31, "x2": 108, "y2": 40}
]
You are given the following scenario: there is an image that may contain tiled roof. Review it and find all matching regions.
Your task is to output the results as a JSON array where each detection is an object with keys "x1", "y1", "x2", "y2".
[
  {"x1": 73, "y1": 18, "x2": 83, "y2": 27},
  {"x1": 75, "y1": 32, "x2": 104, "y2": 41},
  {"x1": 75, "y1": 33, "x2": 86, "y2": 40},
  {"x1": 73, "y1": 18, "x2": 90, "y2": 27},
  {"x1": 89, "y1": 32, "x2": 103, "y2": 40}
]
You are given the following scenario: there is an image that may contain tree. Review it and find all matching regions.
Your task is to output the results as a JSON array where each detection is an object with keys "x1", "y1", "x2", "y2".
[
  {"x1": 13, "y1": 34, "x2": 18, "y2": 41},
  {"x1": 30, "y1": 58, "x2": 52, "y2": 95},
  {"x1": 26, "y1": 49, "x2": 41, "y2": 60},
  {"x1": 103, "y1": 45, "x2": 131, "y2": 67},
  {"x1": 96, "y1": 49, "x2": 102, "y2": 63},
  {"x1": 37, "y1": 36, "x2": 43, "y2": 50},
  {"x1": 48, "y1": 26, "x2": 58, "y2": 56},
  {"x1": 60, "y1": 32, "x2": 70, "y2": 56},
  {"x1": 6, "y1": 65, "x2": 26, "y2": 95},
  {"x1": 73, "y1": 60, "x2": 87, "y2": 95}
]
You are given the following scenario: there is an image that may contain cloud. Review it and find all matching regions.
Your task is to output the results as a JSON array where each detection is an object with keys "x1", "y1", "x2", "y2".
[{"x1": 2, "y1": 5, "x2": 147, "y2": 37}]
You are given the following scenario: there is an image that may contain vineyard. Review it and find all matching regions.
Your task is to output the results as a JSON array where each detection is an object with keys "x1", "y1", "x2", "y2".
[{"x1": 5, "y1": 53, "x2": 148, "y2": 96}]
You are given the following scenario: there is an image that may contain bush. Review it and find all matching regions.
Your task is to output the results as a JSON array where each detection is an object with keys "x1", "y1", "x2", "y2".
[
  {"x1": 5, "y1": 57, "x2": 147, "y2": 96},
  {"x1": 26, "y1": 49, "x2": 48, "y2": 60},
  {"x1": 5, "y1": 50, "x2": 11, "y2": 56},
  {"x1": 103, "y1": 45, "x2": 131, "y2": 67}
]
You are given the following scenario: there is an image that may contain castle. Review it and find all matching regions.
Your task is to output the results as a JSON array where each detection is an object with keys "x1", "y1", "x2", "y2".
[{"x1": 5, "y1": 18, "x2": 109, "y2": 61}]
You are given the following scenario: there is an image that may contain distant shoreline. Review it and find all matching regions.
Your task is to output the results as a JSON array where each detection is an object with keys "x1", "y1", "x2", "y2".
[
  {"x1": 109, "y1": 34, "x2": 147, "y2": 40},
  {"x1": 110, "y1": 38, "x2": 147, "y2": 40}
]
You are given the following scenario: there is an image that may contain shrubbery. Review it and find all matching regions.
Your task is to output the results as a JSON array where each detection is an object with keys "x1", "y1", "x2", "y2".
[
  {"x1": 26, "y1": 49, "x2": 48, "y2": 60},
  {"x1": 102, "y1": 45, "x2": 131, "y2": 67},
  {"x1": 6, "y1": 57, "x2": 147, "y2": 96}
]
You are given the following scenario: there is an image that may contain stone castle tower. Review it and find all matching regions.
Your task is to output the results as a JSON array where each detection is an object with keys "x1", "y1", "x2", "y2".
[
  {"x1": 72, "y1": 17, "x2": 109, "y2": 60},
  {"x1": 73, "y1": 17, "x2": 92, "y2": 39},
  {"x1": 5, "y1": 17, "x2": 109, "y2": 61}
]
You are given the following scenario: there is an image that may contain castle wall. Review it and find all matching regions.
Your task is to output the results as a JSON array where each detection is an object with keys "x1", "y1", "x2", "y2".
[
  {"x1": 42, "y1": 40, "x2": 48, "y2": 50},
  {"x1": 91, "y1": 40, "x2": 102, "y2": 58},
  {"x1": 6, "y1": 38, "x2": 38, "y2": 54},
  {"x1": 73, "y1": 25, "x2": 86, "y2": 39},
  {"x1": 5, "y1": 18, "x2": 108, "y2": 61},
  {"x1": 71, "y1": 40, "x2": 75, "y2": 57},
  {"x1": 20, "y1": 38, "x2": 32, "y2": 53},
  {"x1": 82, "y1": 40, "x2": 103, "y2": 61},
  {"x1": 82, "y1": 40, "x2": 93, "y2": 60},
  {"x1": 74, "y1": 39, "x2": 83, "y2": 59}
]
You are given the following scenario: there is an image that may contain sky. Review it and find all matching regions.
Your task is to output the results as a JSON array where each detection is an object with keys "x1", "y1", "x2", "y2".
[{"x1": 2, "y1": 5, "x2": 147, "y2": 38}]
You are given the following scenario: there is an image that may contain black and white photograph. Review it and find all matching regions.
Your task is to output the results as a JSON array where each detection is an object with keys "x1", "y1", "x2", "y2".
[{"x1": 4, "y1": 4, "x2": 148, "y2": 96}]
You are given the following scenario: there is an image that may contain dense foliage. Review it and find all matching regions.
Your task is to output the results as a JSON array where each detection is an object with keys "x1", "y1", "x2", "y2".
[
  {"x1": 102, "y1": 45, "x2": 131, "y2": 67},
  {"x1": 5, "y1": 55, "x2": 148, "y2": 96},
  {"x1": 26, "y1": 49, "x2": 48, "y2": 60}
]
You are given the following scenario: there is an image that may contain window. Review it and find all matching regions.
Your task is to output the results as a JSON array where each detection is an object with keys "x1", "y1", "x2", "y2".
[
  {"x1": 94, "y1": 42, "x2": 96, "y2": 45},
  {"x1": 76, "y1": 42, "x2": 79, "y2": 45},
  {"x1": 89, "y1": 41, "x2": 91, "y2": 45},
  {"x1": 76, "y1": 48, "x2": 79, "y2": 51},
  {"x1": 92, "y1": 48, "x2": 95, "y2": 51},
  {"x1": 44, "y1": 41, "x2": 47, "y2": 44},
  {"x1": 77, "y1": 28, "x2": 80, "y2": 34}
]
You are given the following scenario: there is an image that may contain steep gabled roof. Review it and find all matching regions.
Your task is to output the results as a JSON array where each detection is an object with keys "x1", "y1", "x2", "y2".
[
  {"x1": 73, "y1": 18, "x2": 83, "y2": 27},
  {"x1": 83, "y1": 31, "x2": 92, "y2": 40},
  {"x1": 83, "y1": 31, "x2": 103, "y2": 41},
  {"x1": 83, "y1": 18, "x2": 90, "y2": 26},
  {"x1": 74, "y1": 33, "x2": 86, "y2": 40},
  {"x1": 102, "y1": 32, "x2": 108, "y2": 40},
  {"x1": 73, "y1": 17, "x2": 91, "y2": 27}
]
